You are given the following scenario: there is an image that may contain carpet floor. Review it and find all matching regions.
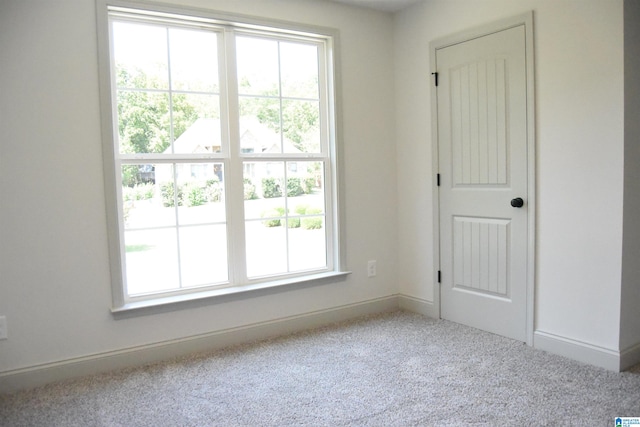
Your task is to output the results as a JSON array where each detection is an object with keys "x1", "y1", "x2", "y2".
[{"x1": 1, "y1": 310, "x2": 639, "y2": 426}]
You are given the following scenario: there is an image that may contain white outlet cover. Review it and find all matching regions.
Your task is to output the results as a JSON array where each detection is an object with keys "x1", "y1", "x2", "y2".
[{"x1": 367, "y1": 260, "x2": 377, "y2": 277}]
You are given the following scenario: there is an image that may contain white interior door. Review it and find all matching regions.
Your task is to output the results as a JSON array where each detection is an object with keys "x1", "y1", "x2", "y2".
[{"x1": 436, "y1": 23, "x2": 531, "y2": 342}]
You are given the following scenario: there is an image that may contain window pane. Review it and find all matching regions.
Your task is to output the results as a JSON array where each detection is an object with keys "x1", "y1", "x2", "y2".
[
  {"x1": 125, "y1": 228, "x2": 179, "y2": 296},
  {"x1": 237, "y1": 37, "x2": 322, "y2": 155},
  {"x1": 244, "y1": 160, "x2": 327, "y2": 278},
  {"x1": 236, "y1": 37, "x2": 279, "y2": 96},
  {"x1": 114, "y1": 22, "x2": 222, "y2": 156},
  {"x1": 179, "y1": 225, "x2": 228, "y2": 286},
  {"x1": 282, "y1": 100, "x2": 320, "y2": 153},
  {"x1": 122, "y1": 164, "x2": 176, "y2": 229},
  {"x1": 117, "y1": 91, "x2": 170, "y2": 154},
  {"x1": 239, "y1": 98, "x2": 282, "y2": 153},
  {"x1": 169, "y1": 28, "x2": 219, "y2": 93},
  {"x1": 288, "y1": 160, "x2": 325, "y2": 210},
  {"x1": 289, "y1": 217, "x2": 326, "y2": 272},
  {"x1": 243, "y1": 161, "x2": 324, "y2": 218},
  {"x1": 113, "y1": 21, "x2": 169, "y2": 90},
  {"x1": 287, "y1": 161, "x2": 326, "y2": 272},
  {"x1": 256, "y1": 162, "x2": 284, "y2": 202},
  {"x1": 172, "y1": 95, "x2": 221, "y2": 154},
  {"x1": 175, "y1": 163, "x2": 226, "y2": 226},
  {"x1": 124, "y1": 162, "x2": 228, "y2": 296},
  {"x1": 243, "y1": 161, "x2": 284, "y2": 219},
  {"x1": 238, "y1": 98, "x2": 320, "y2": 154},
  {"x1": 240, "y1": 99, "x2": 321, "y2": 154},
  {"x1": 245, "y1": 161, "x2": 285, "y2": 277},
  {"x1": 245, "y1": 220, "x2": 287, "y2": 278},
  {"x1": 280, "y1": 42, "x2": 319, "y2": 99}
]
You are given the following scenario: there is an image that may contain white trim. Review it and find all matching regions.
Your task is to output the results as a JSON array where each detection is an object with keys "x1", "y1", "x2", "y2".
[
  {"x1": 621, "y1": 341, "x2": 640, "y2": 371},
  {"x1": 429, "y1": 12, "x2": 532, "y2": 50},
  {"x1": 429, "y1": 31, "x2": 441, "y2": 323},
  {"x1": 95, "y1": 0, "x2": 345, "y2": 311},
  {"x1": 327, "y1": 33, "x2": 347, "y2": 274},
  {"x1": 111, "y1": 271, "x2": 351, "y2": 314},
  {"x1": 523, "y1": 12, "x2": 537, "y2": 348},
  {"x1": 398, "y1": 294, "x2": 438, "y2": 319},
  {"x1": 430, "y1": 12, "x2": 536, "y2": 346},
  {"x1": 534, "y1": 330, "x2": 620, "y2": 372},
  {"x1": 3, "y1": 298, "x2": 629, "y2": 394},
  {"x1": 0, "y1": 296, "x2": 398, "y2": 394}
]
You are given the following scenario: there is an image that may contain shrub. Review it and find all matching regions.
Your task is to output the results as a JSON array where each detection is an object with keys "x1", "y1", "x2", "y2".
[
  {"x1": 121, "y1": 165, "x2": 140, "y2": 187},
  {"x1": 303, "y1": 176, "x2": 316, "y2": 194},
  {"x1": 287, "y1": 204, "x2": 309, "y2": 228},
  {"x1": 122, "y1": 183, "x2": 155, "y2": 202},
  {"x1": 243, "y1": 178, "x2": 257, "y2": 200},
  {"x1": 302, "y1": 217, "x2": 323, "y2": 230},
  {"x1": 286, "y1": 177, "x2": 304, "y2": 197},
  {"x1": 160, "y1": 182, "x2": 183, "y2": 207},
  {"x1": 261, "y1": 207, "x2": 286, "y2": 227},
  {"x1": 140, "y1": 183, "x2": 155, "y2": 200},
  {"x1": 122, "y1": 186, "x2": 136, "y2": 203},
  {"x1": 184, "y1": 182, "x2": 207, "y2": 207},
  {"x1": 262, "y1": 216, "x2": 281, "y2": 227},
  {"x1": 122, "y1": 201, "x2": 132, "y2": 224},
  {"x1": 287, "y1": 218, "x2": 300, "y2": 228},
  {"x1": 205, "y1": 179, "x2": 222, "y2": 203},
  {"x1": 294, "y1": 204, "x2": 309, "y2": 215},
  {"x1": 301, "y1": 207, "x2": 323, "y2": 230},
  {"x1": 262, "y1": 177, "x2": 282, "y2": 198}
]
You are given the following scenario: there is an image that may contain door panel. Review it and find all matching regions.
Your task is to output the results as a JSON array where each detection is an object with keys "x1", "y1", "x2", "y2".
[
  {"x1": 453, "y1": 216, "x2": 509, "y2": 297},
  {"x1": 437, "y1": 25, "x2": 528, "y2": 341},
  {"x1": 450, "y1": 58, "x2": 508, "y2": 186}
]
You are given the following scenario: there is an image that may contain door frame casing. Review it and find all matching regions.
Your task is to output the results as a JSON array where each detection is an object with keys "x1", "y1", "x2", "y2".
[{"x1": 430, "y1": 12, "x2": 536, "y2": 345}]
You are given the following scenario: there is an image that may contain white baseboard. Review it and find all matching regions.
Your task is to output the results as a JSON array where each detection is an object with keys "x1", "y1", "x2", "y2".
[
  {"x1": 6, "y1": 298, "x2": 630, "y2": 394},
  {"x1": 398, "y1": 294, "x2": 439, "y2": 318},
  {"x1": 621, "y1": 341, "x2": 640, "y2": 371},
  {"x1": 533, "y1": 330, "x2": 621, "y2": 371},
  {"x1": 0, "y1": 296, "x2": 399, "y2": 394}
]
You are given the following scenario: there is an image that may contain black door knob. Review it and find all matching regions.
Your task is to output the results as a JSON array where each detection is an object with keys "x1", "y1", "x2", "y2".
[{"x1": 511, "y1": 197, "x2": 524, "y2": 208}]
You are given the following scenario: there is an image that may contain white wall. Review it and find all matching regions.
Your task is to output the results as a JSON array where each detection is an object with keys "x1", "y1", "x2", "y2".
[
  {"x1": 0, "y1": 0, "x2": 631, "y2": 387},
  {"x1": 395, "y1": 0, "x2": 624, "y2": 352},
  {"x1": 621, "y1": 0, "x2": 640, "y2": 363},
  {"x1": 0, "y1": 0, "x2": 397, "y2": 378}
]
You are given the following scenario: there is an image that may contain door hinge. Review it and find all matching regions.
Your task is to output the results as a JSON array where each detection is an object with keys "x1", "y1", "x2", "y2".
[
  {"x1": 438, "y1": 270, "x2": 441, "y2": 283},
  {"x1": 437, "y1": 173, "x2": 441, "y2": 186},
  {"x1": 431, "y1": 72, "x2": 439, "y2": 87}
]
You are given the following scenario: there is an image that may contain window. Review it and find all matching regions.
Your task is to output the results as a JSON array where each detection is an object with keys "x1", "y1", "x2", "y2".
[{"x1": 98, "y1": 3, "x2": 344, "y2": 310}]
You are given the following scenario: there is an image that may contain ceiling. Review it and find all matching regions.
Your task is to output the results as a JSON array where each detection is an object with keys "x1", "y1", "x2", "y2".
[{"x1": 326, "y1": 0, "x2": 422, "y2": 13}]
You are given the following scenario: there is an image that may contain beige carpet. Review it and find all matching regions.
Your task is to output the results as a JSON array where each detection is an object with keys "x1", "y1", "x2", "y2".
[{"x1": 1, "y1": 311, "x2": 639, "y2": 426}]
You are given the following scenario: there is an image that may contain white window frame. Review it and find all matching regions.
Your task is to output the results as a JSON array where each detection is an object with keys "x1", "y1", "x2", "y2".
[{"x1": 96, "y1": 0, "x2": 347, "y2": 313}]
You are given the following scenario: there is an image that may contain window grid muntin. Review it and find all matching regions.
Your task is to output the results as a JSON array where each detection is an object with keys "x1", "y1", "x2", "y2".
[
  {"x1": 110, "y1": 15, "x2": 230, "y2": 300},
  {"x1": 242, "y1": 158, "x2": 329, "y2": 280},
  {"x1": 235, "y1": 31, "x2": 325, "y2": 157},
  {"x1": 117, "y1": 159, "x2": 231, "y2": 297},
  {"x1": 112, "y1": 18, "x2": 225, "y2": 156}
]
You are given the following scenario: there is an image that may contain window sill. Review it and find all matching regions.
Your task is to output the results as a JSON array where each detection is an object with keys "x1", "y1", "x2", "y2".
[{"x1": 111, "y1": 271, "x2": 351, "y2": 318}]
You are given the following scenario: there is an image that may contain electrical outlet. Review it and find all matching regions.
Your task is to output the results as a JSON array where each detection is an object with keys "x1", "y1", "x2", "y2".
[
  {"x1": 0, "y1": 316, "x2": 7, "y2": 340},
  {"x1": 367, "y1": 260, "x2": 377, "y2": 278}
]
